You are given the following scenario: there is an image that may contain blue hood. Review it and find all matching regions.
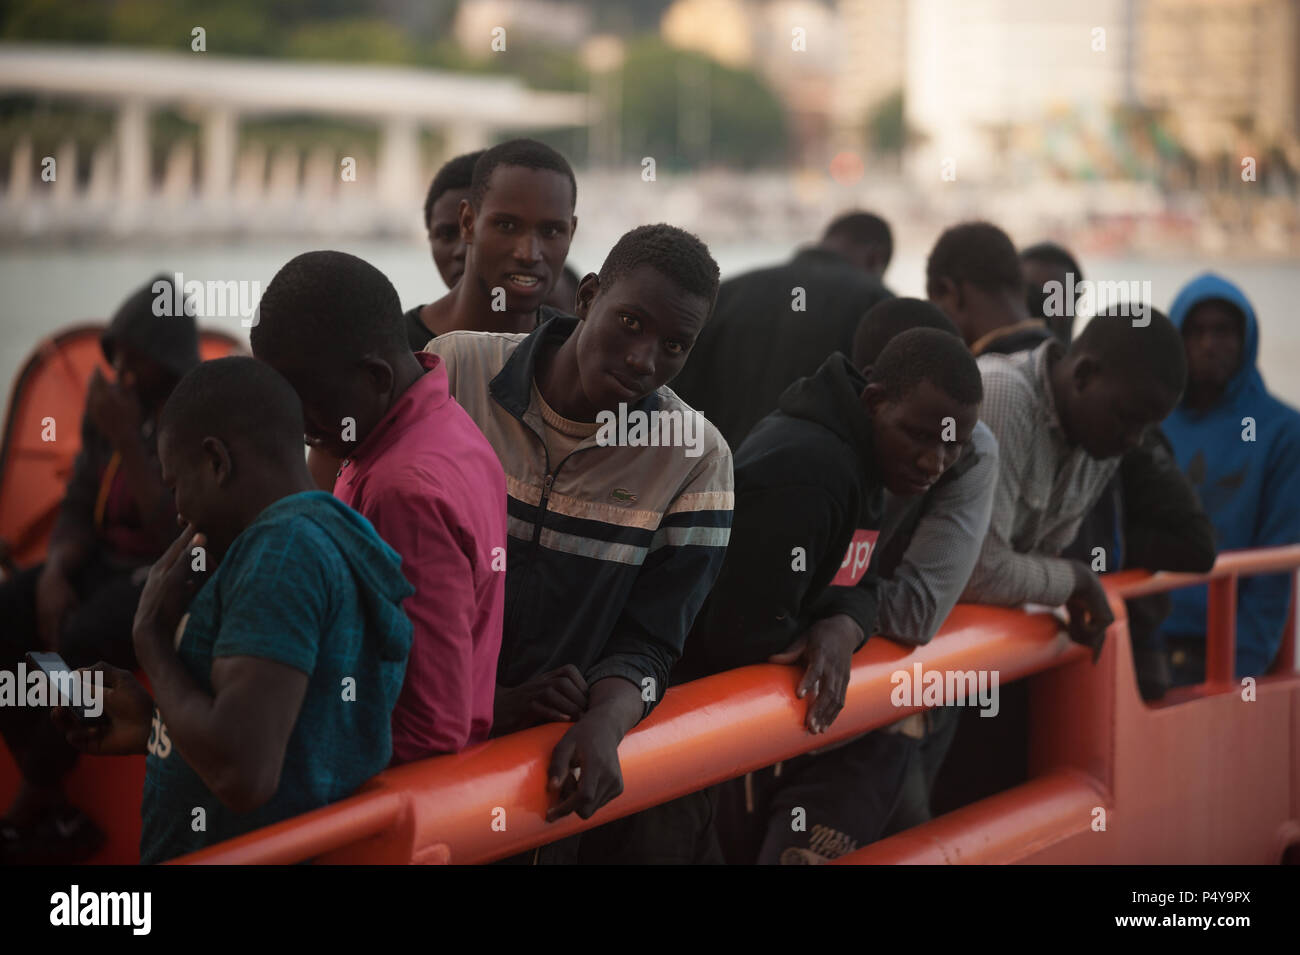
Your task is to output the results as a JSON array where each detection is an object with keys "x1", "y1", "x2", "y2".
[
  {"x1": 1167, "y1": 272, "x2": 1263, "y2": 408},
  {"x1": 262, "y1": 491, "x2": 413, "y2": 664},
  {"x1": 1160, "y1": 274, "x2": 1300, "y2": 676}
]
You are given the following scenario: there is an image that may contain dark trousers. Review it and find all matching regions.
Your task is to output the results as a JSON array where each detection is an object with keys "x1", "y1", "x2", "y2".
[
  {"x1": 716, "y1": 706, "x2": 962, "y2": 864},
  {"x1": 0, "y1": 558, "x2": 142, "y2": 790}
]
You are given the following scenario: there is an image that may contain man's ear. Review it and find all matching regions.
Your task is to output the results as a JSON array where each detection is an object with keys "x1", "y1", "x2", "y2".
[
  {"x1": 201, "y1": 436, "x2": 233, "y2": 487},
  {"x1": 569, "y1": 214, "x2": 578, "y2": 242},
  {"x1": 1071, "y1": 354, "x2": 1101, "y2": 392},
  {"x1": 458, "y1": 197, "x2": 475, "y2": 243},
  {"x1": 574, "y1": 272, "x2": 600, "y2": 320},
  {"x1": 860, "y1": 381, "x2": 888, "y2": 415},
  {"x1": 360, "y1": 356, "x2": 396, "y2": 399},
  {"x1": 865, "y1": 248, "x2": 888, "y2": 276},
  {"x1": 928, "y1": 276, "x2": 958, "y2": 307}
]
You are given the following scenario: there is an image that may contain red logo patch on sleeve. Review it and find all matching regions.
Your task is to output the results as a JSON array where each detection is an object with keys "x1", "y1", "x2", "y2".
[{"x1": 830, "y1": 529, "x2": 879, "y2": 587}]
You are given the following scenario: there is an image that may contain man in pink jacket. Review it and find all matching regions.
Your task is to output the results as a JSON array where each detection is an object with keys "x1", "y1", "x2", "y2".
[{"x1": 251, "y1": 250, "x2": 506, "y2": 759}]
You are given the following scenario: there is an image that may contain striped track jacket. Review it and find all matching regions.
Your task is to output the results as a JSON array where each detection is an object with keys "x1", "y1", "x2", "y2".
[{"x1": 426, "y1": 315, "x2": 734, "y2": 716}]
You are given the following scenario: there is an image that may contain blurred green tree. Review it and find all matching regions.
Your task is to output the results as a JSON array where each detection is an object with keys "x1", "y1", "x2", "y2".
[{"x1": 619, "y1": 37, "x2": 786, "y2": 170}]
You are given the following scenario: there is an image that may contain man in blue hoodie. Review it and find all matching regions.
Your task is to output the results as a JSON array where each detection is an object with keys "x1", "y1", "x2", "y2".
[
  {"x1": 55, "y1": 357, "x2": 413, "y2": 863},
  {"x1": 1161, "y1": 274, "x2": 1300, "y2": 681}
]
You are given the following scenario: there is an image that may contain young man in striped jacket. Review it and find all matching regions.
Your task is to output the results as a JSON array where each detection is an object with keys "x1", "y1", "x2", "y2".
[{"x1": 426, "y1": 224, "x2": 733, "y2": 861}]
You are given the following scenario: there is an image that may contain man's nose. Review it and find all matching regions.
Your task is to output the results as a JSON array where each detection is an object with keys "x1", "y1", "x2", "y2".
[
  {"x1": 919, "y1": 444, "x2": 946, "y2": 478},
  {"x1": 513, "y1": 232, "x2": 541, "y2": 262},
  {"x1": 626, "y1": 345, "x2": 655, "y2": 378}
]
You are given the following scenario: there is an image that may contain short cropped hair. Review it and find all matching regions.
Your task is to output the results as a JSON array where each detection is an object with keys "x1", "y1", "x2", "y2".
[
  {"x1": 1072, "y1": 305, "x2": 1187, "y2": 397},
  {"x1": 852, "y1": 297, "x2": 960, "y2": 371},
  {"x1": 869, "y1": 326, "x2": 983, "y2": 407},
  {"x1": 1021, "y1": 241, "x2": 1083, "y2": 281},
  {"x1": 926, "y1": 221, "x2": 1023, "y2": 294},
  {"x1": 824, "y1": 211, "x2": 893, "y2": 263},
  {"x1": 470, "y1": 138, "x2": 576, "y2": 211},
  {"x1": 251, "y1": 251, "x2": 407, "y2": 368},
  {"x1": 597, "y1": 223, "x2": 720, "y2": 308},
  {"x1": 423, "y1": 150, "x2": 483, "y2": 229},
  {"x1": 159, "y1": 356, "x2": 305, "y2": 465}
]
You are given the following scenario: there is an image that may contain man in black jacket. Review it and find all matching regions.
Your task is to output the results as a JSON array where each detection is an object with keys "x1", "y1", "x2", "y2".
[
  {"x1": 678, "y1": 327, "x2": 983, "y2": 863},
  {"x1": 0, "y1": 276, "x2": 199, "y2": 863},
  {"x1": 668, "y1": 211, "x2": 893, "y2": 449}
]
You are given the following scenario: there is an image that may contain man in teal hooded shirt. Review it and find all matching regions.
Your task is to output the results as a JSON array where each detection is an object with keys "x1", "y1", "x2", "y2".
[
  {"x1": 55, "y1": 357, "x2": 413, "y2": 863},
  {"x1": 1160, "y1": 274, "x2": 1300, "y2": 680}
]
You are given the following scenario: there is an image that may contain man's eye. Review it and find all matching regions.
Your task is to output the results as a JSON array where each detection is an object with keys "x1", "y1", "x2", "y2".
[
  {"x1": 541, "y1": 226, "x2": 560, "y2": 239},
  {"x1": 621, "y1": 315, "x2": 640, "y2": 331},
  {"x1": 664, "y1": 340, "x2": 684, "y2": 355},
  {"x1": 497, "y1": 220, "x2": 515, "y2": 232}
]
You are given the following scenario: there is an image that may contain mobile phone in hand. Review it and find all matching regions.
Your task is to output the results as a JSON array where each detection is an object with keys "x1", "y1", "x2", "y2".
[{"x1": 24, "y1": 652, "x2": 109, "y2": 726}]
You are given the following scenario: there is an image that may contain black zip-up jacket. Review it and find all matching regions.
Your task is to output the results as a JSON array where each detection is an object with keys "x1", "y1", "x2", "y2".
[
  {"x1": 677, "y1": 353, "x2": 885, "y2": 681},
  {"x1": 427, "y1": 318, "x2": 734, "y2": 716},
  {"x1": 669, "y1": 247, "x2": 892, "y2": 450}
]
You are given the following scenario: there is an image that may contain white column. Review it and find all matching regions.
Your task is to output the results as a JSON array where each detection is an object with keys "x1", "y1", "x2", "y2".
[
  {"x1": 52, "y1": 140, "x2": 76, "y2": 204},
  {"x1": 116, "y1": 98, "x2": 149, "y2": 204},
  {"x1": 87, "y1": 143, "x2": 116, "y2": 205},
  {"x1": 162, "y1": 141, "x2": 196, "y2": 203},
  {"x1": 8, "y1": 136, "x2": 32, "y2": 202},
  {"x1": 378, "y1": 116, "x2": 419, "y2": 208},
  {"x1": 201, "y1": 107, "x2": 237, "y2": 203}
]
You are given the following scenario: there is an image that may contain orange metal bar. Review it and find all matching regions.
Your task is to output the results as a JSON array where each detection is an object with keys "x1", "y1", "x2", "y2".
[
  {"x1": 1109, "y1": 546, "x2": 1300, "y2": 597},
  {"x1": 170, "y1": 790, "x2": 406, "y2": 866},
  {"x1": 829, "y1": 769, "x2": 1106, "y2": 865},
  {"x1": 178, "y1": 604, "x2": 1074, "y2": 865},
  {"x1": 174, "y1": 545, "x2": 1300, "y2": 866},
  {"x1": 842, "y1": 549, "x2": 1300, "y2": 866}
]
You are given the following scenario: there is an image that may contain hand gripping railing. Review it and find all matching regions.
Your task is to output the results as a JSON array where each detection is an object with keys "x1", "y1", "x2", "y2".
[
  {"x1": 829, "y1": 546, "x2": 1300, "y2": 865},
  {"x1": 173, "y1": 545, "x2": 1300, "y2": 865}
]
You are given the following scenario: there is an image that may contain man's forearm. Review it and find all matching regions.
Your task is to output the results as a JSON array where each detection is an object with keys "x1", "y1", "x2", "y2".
[
  {"x1": 964, "y1": 544, "x2": 1078, "y2": 608},
  {"x1": 135, "y1": 625, "x2": 241, "y2": 797},
  {"x1": 583, "y1": 678, "x2": 643, "y2": 739}
]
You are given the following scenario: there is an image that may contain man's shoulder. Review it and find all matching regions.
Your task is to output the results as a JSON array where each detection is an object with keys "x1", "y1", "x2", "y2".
[
  {"x1": 655, "y1": 386, "x2": 733, "y2": 465},
  {"x1": 735, "y1": 413, "x2": 859, "y2": 493},
  {"x1": 1255, "y1": 389, "x2": 1300, "y2": 463},
  {"x1": 969, "y1": 419, "x2": 999, "y2": 461},
  {"x1": 360, "y1": 450, "x2": 503, "y2": 519},
  {"x1": 729, "y1": 253, "x2": 884, "y2": 293},
  {"x1": 977, "y1": 349, "x2": 1038, "y2": 402},
  {"x1": 426, "y1": 328, "x2": 527, "y2": 363},
  {"x1": 1260, "y1": 387, "x2": 1300, "y2": 431},
  {"x1": 224, "y1": 496, "x2": 348, "y2": 572}
]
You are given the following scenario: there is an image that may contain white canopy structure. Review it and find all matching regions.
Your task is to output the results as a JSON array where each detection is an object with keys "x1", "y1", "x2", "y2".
[{"x1": 0, "y1": 43, "x2": 591, "y2": 226}]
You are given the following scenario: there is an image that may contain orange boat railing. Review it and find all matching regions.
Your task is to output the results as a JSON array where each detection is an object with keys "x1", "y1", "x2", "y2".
[{"x1": 174, "y1": 545, "x2": 1300, "y2": 865}]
